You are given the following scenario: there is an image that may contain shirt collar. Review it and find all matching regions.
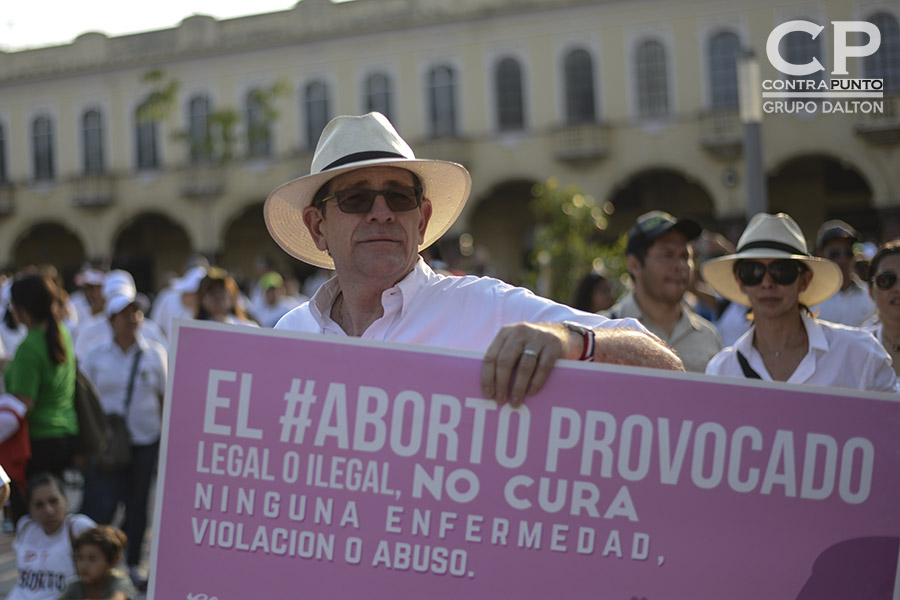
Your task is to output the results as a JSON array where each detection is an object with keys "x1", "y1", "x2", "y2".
[
  {"x1": 800, "y1": 310, "x2": 829, "y2": 352},
  {"x1": 734, "y1": 310, "x2": 829, "y2": 353},
  {"x1": 308, "y1": 257, "x2": 436, "y2": 328},
  {"x1": 612, "y1": 291, "x2": 704, "y2": 332},
  {"x1": 842, "y1": 277, "x2": 866, "y2": 294}
]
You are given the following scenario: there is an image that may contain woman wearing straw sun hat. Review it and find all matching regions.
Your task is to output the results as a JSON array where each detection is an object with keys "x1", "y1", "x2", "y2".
[{"x1": 702, "y1": 213, "x2": 895, "y2": 391}]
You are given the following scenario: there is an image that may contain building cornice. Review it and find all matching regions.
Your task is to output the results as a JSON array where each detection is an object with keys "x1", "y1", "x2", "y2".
[{"x1": 0, "y1": 0, "x2": 606, "y2": 84}]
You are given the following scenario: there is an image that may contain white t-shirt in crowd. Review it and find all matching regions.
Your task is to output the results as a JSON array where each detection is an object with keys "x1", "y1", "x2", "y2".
[{"x1": 7, "y1": 514, "x2": 95, "y2": 600}]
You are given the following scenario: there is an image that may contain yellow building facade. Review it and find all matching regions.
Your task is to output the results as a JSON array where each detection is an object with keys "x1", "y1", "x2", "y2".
[{"x1": 0, "y1": 0, "x2": 898, "y2": 291}]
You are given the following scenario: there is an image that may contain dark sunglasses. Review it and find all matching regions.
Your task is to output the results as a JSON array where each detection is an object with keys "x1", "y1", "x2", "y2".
[
  {"x1": 872, "y1": 271, "x2": 900, "y2": 291},
  {"x1": 735, "y1": 260, "x2": 806, "y2": 287},
  {"x1": 826, "y1": 248, "x2": 854, "y2": 260},
  {"x1": 321, "y1": 186, "x2": 422, "y2": 214}
]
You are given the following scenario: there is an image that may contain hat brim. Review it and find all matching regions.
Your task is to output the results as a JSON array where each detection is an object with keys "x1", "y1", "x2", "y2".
[
  {"x1": 264, "y1": 158, "x2": 472, "y2": 269},
  {"x1": 701, "y1": 249, "x2": 843, "y2": 307}
]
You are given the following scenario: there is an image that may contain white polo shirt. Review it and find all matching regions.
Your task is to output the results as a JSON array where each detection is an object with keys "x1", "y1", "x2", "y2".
[
  {"x1": 81, "y1": 336, "x2": 168, "y2": 445},
  {"x1": 276, "y1": 258, "x2": 648, "y2": 351},
  {"x1": 705, "y1": 311, "x2": 896, "y2": 392}
]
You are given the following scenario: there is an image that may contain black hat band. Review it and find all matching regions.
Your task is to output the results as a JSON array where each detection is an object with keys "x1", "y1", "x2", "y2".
[
  {"x1": 737, "y1": 240, "x2": 808, "y2": 256},
  {"x1": 322, "y1": 151, "x2": 407, "y2": 172}
]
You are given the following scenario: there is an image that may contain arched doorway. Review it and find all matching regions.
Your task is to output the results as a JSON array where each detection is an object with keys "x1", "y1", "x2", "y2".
[
  {"x1": 13, "y1": 222, "x2": 86, "y2": 287},
  {"x1": 767, "y1": 155, "x2": 875, "y2": 243},
  {"x1": 468, "y1": 180, "x2": 538, "y2": 285},
  {"x1": 606, "y1": 168, "x2": 717, "y2": 240},
  {"x1": 113, "y1": 213, "x2": 193, "y2": 294},
  {"x1": 219, "y1": 203, "x2": 311, "y2": 290}
]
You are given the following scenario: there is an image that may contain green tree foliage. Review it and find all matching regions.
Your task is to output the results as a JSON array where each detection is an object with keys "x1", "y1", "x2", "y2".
[
  {"x1": 136, "y1": 70, "x2": 289, "y2": 164},
  {"x1": 136, "y1": 69, "x2": 180, "y2": 123},
  {"x1": 524, "y1": 178, "x2": 627, "y2": 305}
]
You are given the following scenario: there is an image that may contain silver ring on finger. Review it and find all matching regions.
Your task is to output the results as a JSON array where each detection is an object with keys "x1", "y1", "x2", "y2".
[{"x1": 522, "y1": 348, "x2": 539, "y2": 358}]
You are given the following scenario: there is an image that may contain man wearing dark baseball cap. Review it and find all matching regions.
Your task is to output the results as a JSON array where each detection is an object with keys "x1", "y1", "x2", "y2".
[
  {"x1": 812, "y1": 219, "x2": 875, "y2": 327},
  {"x1": 605, "y1": 211, "x2": 721, "y2": 372}
]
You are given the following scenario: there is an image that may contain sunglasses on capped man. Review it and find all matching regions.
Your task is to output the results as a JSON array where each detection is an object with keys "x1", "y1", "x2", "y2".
[
  {"x1": 320, "y1": 186, "x2": 423, "y2": 214},
  {"x1": 735, "y1": 259, "x2": 807, "y2": 287}
]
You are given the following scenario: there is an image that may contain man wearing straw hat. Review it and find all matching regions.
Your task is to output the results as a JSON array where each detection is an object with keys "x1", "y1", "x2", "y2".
[{"x1": 264, "y1": 113, "x2": 683, "y2": 405}]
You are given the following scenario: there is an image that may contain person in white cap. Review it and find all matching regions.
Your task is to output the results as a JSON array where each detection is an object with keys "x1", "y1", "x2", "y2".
[
  {"x1": 79, "y1": 279, "x2": 167, "y2": 590},
  {"x1": 702, "y1": 213, "x2": 894, "y2": 391},
  {"x1": 69, "y1": 267, "x2": 106, "y2": 331},
  {"x1": 265, "y1": 112, "x2": 683, "y2": 405},
  {"x1": 73, "y1": 271, "x2": 166, "y2": 361},
  {"x1": 150, "y1": 263, "x2": 207, "y2": 341},
  {"x1": 811, "y1": 219, "x2": 876, "y2": 327}
]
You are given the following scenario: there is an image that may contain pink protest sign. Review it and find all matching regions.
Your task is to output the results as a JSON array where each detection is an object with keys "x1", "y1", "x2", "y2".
[{"x1": 150, "y1": 321, "x2": 900, "y2": 600}]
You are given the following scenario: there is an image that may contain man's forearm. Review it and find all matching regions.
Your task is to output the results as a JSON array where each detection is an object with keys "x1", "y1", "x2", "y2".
[{"x1": 593, "y1": 328, "x2": 685, "y2": 371}]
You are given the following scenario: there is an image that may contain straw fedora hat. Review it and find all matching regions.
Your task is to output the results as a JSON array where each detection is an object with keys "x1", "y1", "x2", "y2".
[
  {"x1": 701, "y1": 213, "x2": 842, "y2": 307},
  {"x1": 264, "y1": 112, "x2": 472, "y2": 269}
]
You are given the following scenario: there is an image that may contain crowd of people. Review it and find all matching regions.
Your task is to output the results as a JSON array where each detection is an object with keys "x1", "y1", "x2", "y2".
[{"x1": 0, "y1": 111, "x2": 895, "y2": 597}]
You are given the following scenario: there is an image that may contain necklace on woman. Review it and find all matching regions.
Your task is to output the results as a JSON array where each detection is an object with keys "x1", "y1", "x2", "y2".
[
  {"x1": 759, "y1": 328, "x2": 806, "y2": 358},
  {"x1": 882, "y1": 327, "x2": 900, "y2": 352}
]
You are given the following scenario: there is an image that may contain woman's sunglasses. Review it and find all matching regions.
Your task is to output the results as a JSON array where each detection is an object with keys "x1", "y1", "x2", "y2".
[
  {"x1": 872, "y1": 271, "x2": 900, "y2": 291},
  {"x1": 735, "y1": 260, "x2": 805, "y2": 287}
]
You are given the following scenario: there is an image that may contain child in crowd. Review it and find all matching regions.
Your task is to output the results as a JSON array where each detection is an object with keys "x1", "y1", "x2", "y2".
[{"x1": 58, "y1": 525, "x2": 137, "y2": 600}]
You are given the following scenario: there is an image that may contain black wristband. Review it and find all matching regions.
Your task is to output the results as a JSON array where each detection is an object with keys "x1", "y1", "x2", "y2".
[{"x1": 562, "y1": 321, "x2": 595, "y2": 362}]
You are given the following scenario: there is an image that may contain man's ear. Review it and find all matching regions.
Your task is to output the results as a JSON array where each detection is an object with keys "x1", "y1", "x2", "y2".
[
  {"x1": 626, "y1": 254, "x2": 642, "y2": 279},
  {"x1": 418, "y1": 198, "x2": 433, "y2": 245},
  {"x1": 302, "y1": 206, "x2": 329, "y2": 252}
]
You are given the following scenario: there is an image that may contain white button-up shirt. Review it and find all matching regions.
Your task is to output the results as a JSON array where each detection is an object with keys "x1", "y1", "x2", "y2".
[
  {"x1": 276, "y1": 259, "x2": 648, "y2": 351},
  {"x1": 705, "y1": 311, "x2": 896, "y2": 392},
  {"x1": 811, "y1": 278, "x2": 876, "y2": 327},
  {"x1": 81, "y1": 337, "x2": 168, "y2": 445}
]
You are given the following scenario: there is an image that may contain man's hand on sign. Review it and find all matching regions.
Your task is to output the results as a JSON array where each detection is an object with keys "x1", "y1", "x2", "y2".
[
  {"x1": 480, "y1": 322, "x2": 686, "y2": 407},
  {"x1": 480, "y1": 322, "x2": 576, "y2": 407}
]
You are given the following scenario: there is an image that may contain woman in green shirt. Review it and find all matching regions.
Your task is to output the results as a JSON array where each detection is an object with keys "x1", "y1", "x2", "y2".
[{"x1": 4, "y1": 273, "x2": 77, "y2": 521}]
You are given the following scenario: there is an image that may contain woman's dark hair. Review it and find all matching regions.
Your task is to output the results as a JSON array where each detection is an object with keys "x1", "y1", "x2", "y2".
[
  {"x1": 196, "y1": 268, "x2": 248, "y2": 321},
  {"x1": 867, "y1": 239, "x2": 900, "y2": 284},
  {"x1": 24, "y1": 472, "x2": 66, "y2": 507},
  {"x1": 73, "y1": 525, "x2": 127, "y2": 565},
  {"x1": 572, "y1": 270, "x2": 609, "y2": 312},
  {"x1": 10, "y1": 274, "x2": 67, "y2": 365}
]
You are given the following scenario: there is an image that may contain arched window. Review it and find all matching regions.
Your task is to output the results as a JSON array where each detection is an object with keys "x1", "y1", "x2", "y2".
[
  {"x1": 246, "y1": 89, "x2": 272, "y2": 158},
  {"x1": 865, "y1": 12, "x2": 900, "y2": 91},
  {"x1": 304, "y1": 80, "x2": 330, "y2": 150},
  {"x1": 0, "y1": 123, "x2": 7, "y2": 183},
  {"x1": 365, "y1": 73, "x2": 394, "y2": 124},
  {"x1": 708, "y1": 31, "x2": 741, "y2": 108},
  {"x1": 82, "y1": 109, "x2": 105, "y2": 174},
  {"x1": 135, "y1": 98, "x2": 160, "y2": 171},
  {"x1": 564, "y1": 48, "x2": 596, "y2": 124},
  {"x1": 427, "y1": 65, "x2": 457, "y2": 138},
  {"x1": 635, "y1": 39, "x2": 669, "y2": 118},
  {"x1": 495, "y1": 57, "x2": 525, "y2": 131},
  {"x1": 188, "y1": 94, "x2": 212, "y2": 163},
  {"x1": 780, "y1": 24, "x2": 824, "y2": 84},
  {"x1": 32, "y1": 115, "x2": 55, "y2": 181}
]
